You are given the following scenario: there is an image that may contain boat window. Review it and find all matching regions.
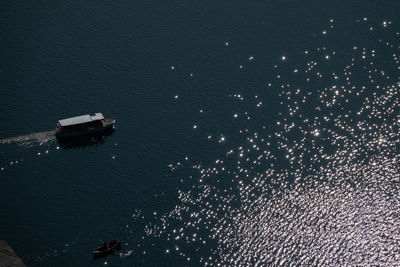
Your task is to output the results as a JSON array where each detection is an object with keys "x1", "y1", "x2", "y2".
[{"x1": 61, "y1": 120, "x2": 102, "y2": 130}]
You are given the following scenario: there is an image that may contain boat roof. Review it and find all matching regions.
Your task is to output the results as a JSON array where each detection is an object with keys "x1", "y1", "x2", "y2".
[{"x1": 58, "y1": 113, "x2": 104, "y2": 127}]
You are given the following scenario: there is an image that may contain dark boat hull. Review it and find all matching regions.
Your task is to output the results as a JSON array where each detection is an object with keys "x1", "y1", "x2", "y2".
[
  {"x1": 92, "y1": 241, "x2": 121, "y2": 259},
  {"x1": 56, "y1": 127, "x2": 115, "y2": 148},
  {"x1": 56, "y1": 119, "x2": 115, "y2": 139}
]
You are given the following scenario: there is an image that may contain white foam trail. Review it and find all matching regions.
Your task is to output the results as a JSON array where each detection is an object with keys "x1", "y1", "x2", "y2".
[
  {"x1": 119, "y1": 250, "x2": 133, "y2": 258},
  {"x1": 0, "y1": 130, "x2": 56, "y2": 146}
]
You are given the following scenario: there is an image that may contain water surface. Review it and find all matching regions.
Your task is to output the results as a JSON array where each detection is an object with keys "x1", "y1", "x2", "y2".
[{"x1": 1, "y1": 0, "x2": 400, "y2": 266}]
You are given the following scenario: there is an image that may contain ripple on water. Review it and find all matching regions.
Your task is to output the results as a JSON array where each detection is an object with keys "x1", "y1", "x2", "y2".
[
  {"x1": 0, "y1": 130, "x2": 56, "y2": 146},
  {"x1": 146, "y1": 19, "x2": 400, "y2": 265}
]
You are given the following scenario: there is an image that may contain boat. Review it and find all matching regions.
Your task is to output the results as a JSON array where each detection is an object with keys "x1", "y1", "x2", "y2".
[
  {"x1": 92, "y1": 239, "x2": 121, "y2": 258},
  {"x1": 56, "y1": 113, "x2": 115, "y2": 138}
]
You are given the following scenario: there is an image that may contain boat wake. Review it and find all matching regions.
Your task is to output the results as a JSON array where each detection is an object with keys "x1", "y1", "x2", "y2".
[
  {"x1": 119, "y1": 250, "x2": 134, "y2": 258},
  {"x1": 0, "y1": 130, "x2": 56, "y2": 146}
]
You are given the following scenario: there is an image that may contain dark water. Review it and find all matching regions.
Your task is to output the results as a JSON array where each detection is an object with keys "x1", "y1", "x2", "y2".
[{"x1": 1, "y1": 0, "x2": 400, "y2": 266}]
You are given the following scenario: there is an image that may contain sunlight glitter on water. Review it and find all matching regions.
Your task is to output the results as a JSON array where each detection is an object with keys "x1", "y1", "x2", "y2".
[{"x1": 146, "y1": 19, "x2": 400, "y2": 265}]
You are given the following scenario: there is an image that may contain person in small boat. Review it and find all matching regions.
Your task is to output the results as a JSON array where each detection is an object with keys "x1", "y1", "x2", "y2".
[{"x1": 102, "y1": 242, "x2": 109, "y2": 249}]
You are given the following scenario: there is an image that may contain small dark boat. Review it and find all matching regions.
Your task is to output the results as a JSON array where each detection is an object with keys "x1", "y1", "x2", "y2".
[
  {"x1": 56, "y1": 113, "x2": 115, "y2": 139},
  {"x1": 92, "y1": 239, "x2": 121, "y2": 258}
]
